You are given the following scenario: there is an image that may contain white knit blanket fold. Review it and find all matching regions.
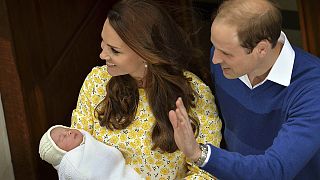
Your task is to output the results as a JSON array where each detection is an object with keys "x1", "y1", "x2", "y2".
[{"x1": 55, "y1": 130, "x2": 143, "y2": 180}]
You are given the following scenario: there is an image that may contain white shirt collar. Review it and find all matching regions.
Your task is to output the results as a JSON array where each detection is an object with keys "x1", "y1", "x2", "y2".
[{"x1": 239, "y1": 31, "x2": 295, "y2": 89}]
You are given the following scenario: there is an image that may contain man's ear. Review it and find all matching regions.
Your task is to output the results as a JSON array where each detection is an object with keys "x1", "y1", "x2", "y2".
[{"x1": 254, "y1": 40, "x2": 271, "y2": 57}]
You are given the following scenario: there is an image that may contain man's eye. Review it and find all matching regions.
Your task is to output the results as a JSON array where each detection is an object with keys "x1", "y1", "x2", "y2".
[{"x1": 222, "y1": 51, "x2": 230, "y2": 56}]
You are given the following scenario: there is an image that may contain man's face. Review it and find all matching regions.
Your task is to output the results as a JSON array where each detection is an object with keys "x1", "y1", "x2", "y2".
[
  {"x1": 50, "y1": 127, "x2": 83, "y2": 151},
  {"x1": 210, "y1": 20, "x2": 259, "y2": 79}
]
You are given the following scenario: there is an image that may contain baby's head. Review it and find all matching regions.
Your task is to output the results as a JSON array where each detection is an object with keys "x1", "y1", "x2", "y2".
[{"x1": 39, "y1": 125, "x2": 84, "y2": 166}]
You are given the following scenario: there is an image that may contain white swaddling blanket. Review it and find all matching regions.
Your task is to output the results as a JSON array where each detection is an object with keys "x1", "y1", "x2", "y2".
[{"x1": 54, "y1": 130, "x2": 143, "y2": 180}]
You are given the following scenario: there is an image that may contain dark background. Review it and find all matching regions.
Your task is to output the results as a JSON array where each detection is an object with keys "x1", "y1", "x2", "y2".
[{"x1": 0, "y1": 0, "x2": 319, "y2": 179}]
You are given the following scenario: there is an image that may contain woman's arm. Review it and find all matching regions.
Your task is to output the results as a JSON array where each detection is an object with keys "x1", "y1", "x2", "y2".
[{"x1": 71, "y1": 67, "x2": 109, "y2": 134}]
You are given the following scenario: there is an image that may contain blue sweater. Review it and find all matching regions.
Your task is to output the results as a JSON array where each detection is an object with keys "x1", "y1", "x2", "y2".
[{"x1": 205, "y1": 47, "x2": 320, "y2": 180}]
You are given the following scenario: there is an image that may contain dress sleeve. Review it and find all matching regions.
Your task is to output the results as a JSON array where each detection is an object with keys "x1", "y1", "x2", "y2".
[
  {"x1": 184, "y1": 72, "x2": 222, "y2": 179},
  {"x1": 71, "y1": 67, "x2": 107, "y2": 134},
  {"x1": 185, "y1": 161, "x2": 217, "y2": 180}
]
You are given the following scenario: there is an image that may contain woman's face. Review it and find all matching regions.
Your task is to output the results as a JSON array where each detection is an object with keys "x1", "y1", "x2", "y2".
[
  {"x1": 99, "y1": 19, "x2": 146, "y2": 80},
  {"x1": 50, "y1": 127, "x2": 83, "y2": 152}
]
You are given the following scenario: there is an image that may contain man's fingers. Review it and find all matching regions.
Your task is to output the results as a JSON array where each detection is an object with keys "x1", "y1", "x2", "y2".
[
  {"x1": 176, "y1": 108, "x2": 193, "y2": 131},
  {"x1": 169, "y1": 110, "x2": 178, "y2": 128},
  {"x1": 176, "y1": 97, "x2": 190, "y2": 121}
]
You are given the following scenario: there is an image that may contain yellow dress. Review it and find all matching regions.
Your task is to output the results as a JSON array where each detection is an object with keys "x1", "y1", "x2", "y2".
[{"x1": 71, "y1": 65, "x2": 222, "y2": 180}]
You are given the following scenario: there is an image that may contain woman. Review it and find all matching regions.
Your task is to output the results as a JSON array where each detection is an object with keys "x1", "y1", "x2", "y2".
[{"x1": 71, "y1": 0, "x2": 221, "y2": 179}]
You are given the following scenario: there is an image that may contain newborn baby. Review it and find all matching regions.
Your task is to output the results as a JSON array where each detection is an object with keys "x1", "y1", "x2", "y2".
[{"x1": 39, "y1": 125, "x2": 142, "y2": 180}]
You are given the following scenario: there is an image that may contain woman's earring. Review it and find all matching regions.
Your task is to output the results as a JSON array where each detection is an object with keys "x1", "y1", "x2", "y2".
[{"x1": 144, "y1": 61, "x2": 148, "y2": 68}]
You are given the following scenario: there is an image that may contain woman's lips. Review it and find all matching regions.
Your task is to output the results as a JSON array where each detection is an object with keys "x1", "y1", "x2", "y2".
[{"x1": 106, "y1": 62, "x2": 116, "y2": 67}]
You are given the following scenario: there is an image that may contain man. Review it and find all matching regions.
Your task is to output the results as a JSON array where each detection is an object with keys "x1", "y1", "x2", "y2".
[{"x1": 169, "y1": 0, "x2": 320, "y2": 179}]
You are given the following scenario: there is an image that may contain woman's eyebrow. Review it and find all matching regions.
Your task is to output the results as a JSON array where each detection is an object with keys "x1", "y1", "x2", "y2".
[
  {"x1": 101, "y1": 38, "x2": 121, "y2": 50},
  {"x1": 107, "y1": 43, "x2": 121, "y2": 49}
]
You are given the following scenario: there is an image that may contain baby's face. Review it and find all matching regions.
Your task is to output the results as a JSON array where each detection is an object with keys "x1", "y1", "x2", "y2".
[{"x1": 50, "y1": 127, "x2": 84, "y2": 151}]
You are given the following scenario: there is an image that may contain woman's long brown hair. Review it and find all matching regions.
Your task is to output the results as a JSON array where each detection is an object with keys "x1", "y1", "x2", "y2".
[{"x1": 95, "y1": 0, "x2": 199, "y2": 153}]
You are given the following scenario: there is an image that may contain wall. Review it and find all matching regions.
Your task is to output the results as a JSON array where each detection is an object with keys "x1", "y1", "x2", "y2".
[
  {"x1": 278, "y1": 0, "x2": 302, "y2": 48},
  {"x1": 297, "y1": 0, "x2": 320, "y2": 57},
  {"x1": 0, "y1": 94, "x2": 15, "y2": 180},
  {"x1": 0, "y1": 0, "x2": 16, "y2": 178}
]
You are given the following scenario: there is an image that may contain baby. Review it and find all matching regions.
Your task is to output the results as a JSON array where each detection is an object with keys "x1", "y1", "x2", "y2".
[{"x1": 39, "y1": 125, "x2": 142, "y2": 180}]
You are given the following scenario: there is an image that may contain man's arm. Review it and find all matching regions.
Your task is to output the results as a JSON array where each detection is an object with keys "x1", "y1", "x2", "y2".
[
  {"x1": 169, "y1": 97, "x2": 202, "y2": 162},
  {"x1": 169, "y1": 85, "x2": 320, "y2": 180}
]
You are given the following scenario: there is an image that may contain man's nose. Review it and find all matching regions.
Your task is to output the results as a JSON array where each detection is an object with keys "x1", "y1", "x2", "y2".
[{"x1": 212, "y1": 51, "x2": 223, "y2": 64}]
